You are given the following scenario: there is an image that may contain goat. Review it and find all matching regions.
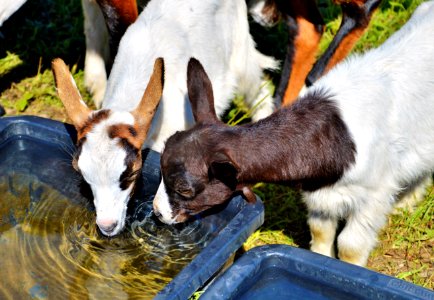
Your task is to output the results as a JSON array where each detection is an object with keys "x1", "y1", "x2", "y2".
[
  {"x1": 92, "y1": 0, "x2": 381, "y2": 108},
  {"x1": 154, "y1": 1, "x2": 434, "y2": 266},
  {"x1": 249, "y1": 0, "x2": 382, "y2": 106},
  {"x1": 1, "y1": 0, "x2": 378, "y2": 110},
  {"x1": 54, "y1": 0, "x2": 276, "y2": 236},
  {"x1": 52, "y1": 57, "x2": 164, "y2": 236},
  {"x1": 93, "y1": 0, "x2": 381, "y2": 109}
]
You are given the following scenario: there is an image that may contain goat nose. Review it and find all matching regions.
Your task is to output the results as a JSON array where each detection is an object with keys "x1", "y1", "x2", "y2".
[
  {"x1": 153, "y1": 210, "x2": 162, "y2": 218},
  {"x1": 97, "y1": 220, "x2": 118, "y2": 234}
]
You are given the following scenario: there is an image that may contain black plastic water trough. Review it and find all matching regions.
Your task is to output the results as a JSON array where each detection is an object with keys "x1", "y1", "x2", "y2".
[
  {"x1": 0, "y1": 116, "x2": 264, "y2": 299},
  {"x1": 200, "y1": 244, "x2": 434, "y2": 300}
]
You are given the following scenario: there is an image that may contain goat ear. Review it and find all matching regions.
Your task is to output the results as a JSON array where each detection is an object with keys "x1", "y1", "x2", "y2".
[
  {"x1": 52, "y1": 58, "x2": 92, "y2": 129},
  {"x1": 187, "y1": 57, "x2": 220, "y2": 124},
  {"x1": 132, "y1": 57, "x2": 164, "y2": 133},
  {"x1": 209, "y1": 152, "x2": 239, "y2": 190}
]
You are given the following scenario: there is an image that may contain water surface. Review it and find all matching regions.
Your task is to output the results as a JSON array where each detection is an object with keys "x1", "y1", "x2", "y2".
[{"x1": 0, "y1": 173, "x2": 212, "y2": 299}]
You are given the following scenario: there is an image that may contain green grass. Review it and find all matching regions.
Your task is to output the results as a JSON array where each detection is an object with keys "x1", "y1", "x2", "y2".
[
  {"x1": 318, "y1": 0, "x2": 427, "y2": 53},
  {"x1": 370, "y1": 187, "x2": 434, "y2": 289},
  {"x1": 0, "y1": 0, "x2": 432, "y2": 291},
  {"x1": 0, "y1": 52, "x2": 23, "y2": 77}
]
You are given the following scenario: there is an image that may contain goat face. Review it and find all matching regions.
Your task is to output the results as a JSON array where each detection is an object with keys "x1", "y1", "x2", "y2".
[
  {"x1": 154, "y1": 126, "x2": 240, "y2": 224},
  {"x1": 153, "y1": 58, "x2": 256, "y2": 224},
  {"x1": 73, "y1": 110, "x2": 142, "y2": 236},
  {"x1": 52, "y1": 57, "x2": 164, "y2": 236}
]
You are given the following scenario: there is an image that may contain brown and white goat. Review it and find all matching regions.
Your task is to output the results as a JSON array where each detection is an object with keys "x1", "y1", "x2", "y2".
[
  {"x1": 154, "y1": 1, "x2": 434, "y2": 266},
  {"x1": 52, "y1": 58, "x2": 164, "y2": 236},
  {"x1": 249, "y1": 0, "x2": 382, "y2": 106}
]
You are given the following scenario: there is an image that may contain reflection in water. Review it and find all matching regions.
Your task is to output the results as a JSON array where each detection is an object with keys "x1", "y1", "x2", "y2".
[{"x1": 0, "y1": 173, "x2": 212, "y2": 299}]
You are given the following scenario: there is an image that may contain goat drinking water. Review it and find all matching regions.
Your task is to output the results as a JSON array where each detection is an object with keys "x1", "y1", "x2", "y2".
[
  {"x1": 154, "y1": 1, "x2": 434, "y2": 266},
  {"x1": 54, "y1": 0, "x2": 276, "y2": 236},
  {"x1": 52, "y1": 58, "x2": 164, "y2": 236}
]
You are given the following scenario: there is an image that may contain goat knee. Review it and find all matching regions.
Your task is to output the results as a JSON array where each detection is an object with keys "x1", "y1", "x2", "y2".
[
  {"x1": 337, "y1": 213, "x2": 388, "y2": 266},
  {"x1": 84, "y1": 50, "x2": 108, "y2": 108},
  {"x1": 308, "y1": 215, "x2": 337, "y2": 258},
  {"x1": 337, "y1": 236, "x2": 373, "y2": 266}
]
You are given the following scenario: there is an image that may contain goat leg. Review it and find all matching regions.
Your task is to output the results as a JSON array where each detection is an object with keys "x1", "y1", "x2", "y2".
[
  {"x1": 275, "y1": 0, "x2": 324, "y2": 106},
  {"x1": 95, "y1": 0, "x2": 138, "y2": 71},
  {"x1": 306, "y1": 0, "x2": 382, "y2": 86}
]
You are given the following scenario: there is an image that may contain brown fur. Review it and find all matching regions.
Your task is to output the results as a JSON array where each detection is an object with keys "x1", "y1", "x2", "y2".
[
  {"x1": 282, "y1": 16, "x2": 322, "y2": 104},
  {"x1": 76, "y1": 109, "x2": 111, "y2": 141},
  {"x1": 306, "y1": 0, "x2": 382, "y2": 86},
  {"x1": 268, "y1": 0, "x2": 382, "y2": 105},
  {"x1": 108, "y1": 123, "x2": 142, "y2": 150}
]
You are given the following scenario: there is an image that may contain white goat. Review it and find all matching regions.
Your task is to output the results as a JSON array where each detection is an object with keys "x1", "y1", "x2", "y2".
[
  {"x1": 292, "y1": 1, "x2": 434, "y2": 266},
  {"x1": 104, "y1": 0, "x2": 277, "y2": 151},
  {"x1": 153, "y1": 1, "x2": 434, "y2": 267},
  {"x1": 54, "y1": 0, "x2": 276, "y2": 236}
]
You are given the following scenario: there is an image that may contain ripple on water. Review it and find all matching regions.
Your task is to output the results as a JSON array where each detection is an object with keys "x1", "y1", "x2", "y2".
[{"x1": 0, "y1": 173, "x2": 213, "y2": 299}]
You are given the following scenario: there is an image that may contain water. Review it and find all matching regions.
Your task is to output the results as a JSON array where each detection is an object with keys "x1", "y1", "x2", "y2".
[{"x1": 0, "y1": 173, "x2": 212, "y2": 299}]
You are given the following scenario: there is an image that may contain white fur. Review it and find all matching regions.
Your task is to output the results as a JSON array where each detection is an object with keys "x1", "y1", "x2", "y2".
[
  {"x1": 82, "y1": 0, "x2": 110, "y2": 108},
  {"x1": 105, "y1": 0, "x2": 277, "y2": 219},
  {"x1": 247, "y1": 0, "x2": 275, "y2": 27},
  {"x1": 153, "y1": 183, "x2": 175, "y2": 224},
  {"x1": 104, "y1": 0, "x2": 277, "y2": 146},
  {"x1": 77, "y1": 111, "x2": 136, "y2": 236},
  {"x1": 0, "y1": 0, "x2": 27, "y2": 26},
  {"x1": 303, "y1": 1, "x2": 434, "y2": 266}
]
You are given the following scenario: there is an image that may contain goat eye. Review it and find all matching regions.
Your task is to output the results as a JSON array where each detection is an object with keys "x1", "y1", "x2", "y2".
[{"x1": 176, "y1": 189, "x2": 194, "y2": 199}]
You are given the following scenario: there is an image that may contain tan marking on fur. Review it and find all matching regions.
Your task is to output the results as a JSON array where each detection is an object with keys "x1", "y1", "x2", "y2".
[
  {"x1": 261, "y1": 0, "x2": 281, "y2": 24},
  {"x1": 131, "y1": 155, "x2": 142, "y2": 175},
  {"x1": 76, "y1": 110, "x2": 111, "y2": 141},
  {"x1": 324, "y1": 27, "x2": 365, "y2": 74},
  {"x1": 282, "y1": 17, "x2": 322, "y2": 106},
  {"x1": 72, "y1": 157, "x2": 79, "y2": 171},
  {"x1": 105, "y1": 0, "x2": 138, "y2": 24},
  {"x1": 108, "y1": 123, "x2": 143, "y2": 150},
  {"x1": 333, "y1": 0, "x2": 366, "y2": 7},
  {"x1": 338, "y1": 247, "x2": 364, "y2": 265},
  {"x1": 309, "y1": 223, "x2": 328, "y2": 245},
  {"x1": 52, "y1": 58, "x2": 92, "y2": 128}
]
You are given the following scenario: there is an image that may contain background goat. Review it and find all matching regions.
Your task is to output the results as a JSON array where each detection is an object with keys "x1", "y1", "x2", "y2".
[
  {"x1": 249, "y1": 0, "x2": 382, "y2": 106},
  {"x1": 154, "y1": 1, "x2": 434, "y2": 266},
  {"x1": 1, "y1": 0, "x2": 379, "y2": 111},
  {"x1": 93, "y1": 0, "x2": 382, "y2": 108}
]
